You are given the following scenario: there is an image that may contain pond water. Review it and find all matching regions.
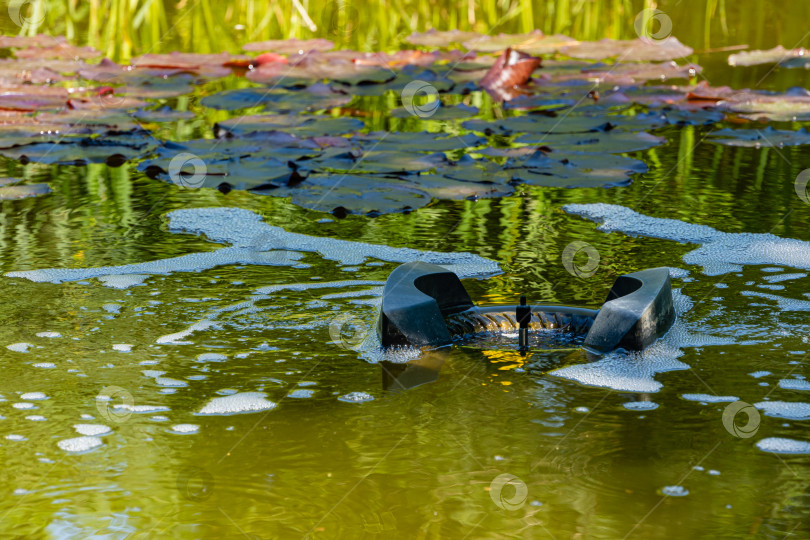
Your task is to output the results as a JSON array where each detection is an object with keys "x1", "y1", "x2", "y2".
[{"x1": 3, "y1": 3, "x2": 810, "y2": 540}]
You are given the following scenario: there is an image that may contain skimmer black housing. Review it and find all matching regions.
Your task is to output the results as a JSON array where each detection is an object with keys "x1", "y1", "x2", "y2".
[{"x1": 376, "y1": 262, "x2": 675, "y2": 354}]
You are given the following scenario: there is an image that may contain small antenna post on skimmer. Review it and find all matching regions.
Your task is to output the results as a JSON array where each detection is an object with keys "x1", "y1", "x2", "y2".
[{"x1": 516, "y1": 295, "x2": 531, "y2": 353}]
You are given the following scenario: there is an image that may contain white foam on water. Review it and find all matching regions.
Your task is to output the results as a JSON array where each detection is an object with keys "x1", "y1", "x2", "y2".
[
  {"x1": 550, "y1": 289, "x2": 729, "y2": 393},
  {"x1": 288, "y1": 389, "x2": 314, "y2": 399},
  {"x1": 661, "y1": 486, "x2": 689, "y2": 497},
  {"x1": 36, "y1": 332, "x2": 61, "y2": 338},
  {"x1": 13, "y1": 403, "x2": 37, "y2": 410},
  {"x1": 7, "y1": 343, "x2": 32, "y2": 353},
  {"x1": 25, "y1": 415, "x2": 46, "y2": 421},
  {"x1": 754, "y1": 401, "x2": 810, "y2": 420},
  {"x1": 749, "y1": 371, "x2": 771, "y2": 378},
  {"x1": 681, "y1": 394, "x2": 739, "y2": 403},
  {"x1": 150, "y1": 415, "x2": 169, "y2": 421},
  {"x1": 338, "y1": 391, "x2": 374, "y2": 403},
  {"x1": 5, "y1": 207, "x2": 499, "y2": 289},
  {"x1": 169, "y1": 424, "x2": 199, "y2": 434},
  {"x1": 197, "y1": 353, "x2": 227, "y2": 362},
  {"x1": 97, "y1": 274, "x2": 149, "y2": 289},
  {"x1": 112, "y1": 404, "x2": 170, "y2": 414},
  {"x1": 57, "y1": 436, "x2": 103, "y2": 453},
  {"x1": 741, "y1": 291, "x2": 810, "y2": 311},
  {"x1": 197, "y1": 392, "x2": 276, "y2": 415},
  {"x1": 763, "y1": 272, "x2": 807, "y2": 283},
  {"x1": 156, "y1": 320, "x2": 216, "y2": 345},
  {"x1": 5, "y1": 434, "x2": 27, "y2": 441},
  {"x1": 564, "y1": 203, "x2": 810, "y2": 276},
  {"x1": 112, "y1": 344, "x2": 133, "y2": 352},
  {"x1": 623, "y1": 401, "x2": 659, "y2": 411},
  {"x1": 756, "y1": 437, "x2": 810, "y2": 454},
  {"x1": 32, "y1": 362, "x2": 56, "y2": 369},
  {"x1": 73, "y1": 424, "x2": 112, "y2": 436},
  {"x1": 102, "y1": 303, "x2": 122, "y2": 314},
  {"x1": 156, "y1": 377, "x2": 187, "y2": 388},
  {"x1": 778, "y1": 379, "x2": 810, "y2": 391},
  {"x1": 20, "y1": 392, "x2": 48, "y2": 400}
]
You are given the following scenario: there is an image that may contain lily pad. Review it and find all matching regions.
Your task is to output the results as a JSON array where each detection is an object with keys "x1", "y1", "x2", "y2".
[
  {"x1": 462, "y1": 115, "x2": 613, "y2": 135},
  {"x1": 351, "y1": 132, "x2": 485, "y2": 152},
  {"x1": 707, "y1": 127, "x2": 810, "y2": 147},
  {"x1": 0, "y1": 182, "x2": 51, "y2": 199},
  {"x1": 514, "y1": 130, "x2": 665, "y2": 153},
  {"x1": 243, "y1": 39, "x2": 335, "y2": 54},
  {"x1": 247, "y1": 58, "x2": 396, "y2": 87},
  {"x1": 213, "y1": 114, "x2": 363, "y2": 138},
  {"x1": 201, "y1": 83, "x2": 351, "y2": 112},
  {"x1": 255, "y1": 173, "x2": 431, "y2": 215},
  {"x1": 728, "y1": 46, "x2": 808, "y2": 67},
  {"x1": 311, "y1": 150, "x2": 448, "y2": 174},
  {"x1": 463, "y1": 31, "x2": 576, "y2": 54},
  {"x1": 389, "y1": 102, "x2": 478, "y2": 120},
  {"x1": 507, "y1": 150, "x2": 648, "y2": 188},
  {"x1": 406, "y1": 30, "x2": 484, "y2": 48},
  {"x1": 560, "y1": 37, "x2": 693, "y2": 61}
]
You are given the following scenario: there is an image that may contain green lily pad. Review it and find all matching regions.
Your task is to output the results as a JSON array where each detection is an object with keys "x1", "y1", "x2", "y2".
[
  {"x1": 707, "y1": 127, "x2": 810, "y2": 147},
  {"x1": 214, "y1": 115, "x2": 363, "y2": 138},
  {"x1": 514, "y1": 130, "x2": 665, "y2": 153},
  {"x1": 200, "y1": 83, "x2": 352, "y2": 112},
  {"x1": 406, "y1": 30, "x2": 484, "y2": 48},
  {"x1": 389, "y1": 102, "x2": 478, "y2": 120},
  {"x1": 256, "y1": 173, "x2": 431, "y2": 215},
  {"x1": 351, "y1": 132, "x2": 485, "y2": 152}
]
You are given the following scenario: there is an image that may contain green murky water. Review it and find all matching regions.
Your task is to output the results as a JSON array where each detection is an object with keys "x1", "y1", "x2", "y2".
[{"x1": 3, "y1": 3, "x2": 810, "y2": 539}]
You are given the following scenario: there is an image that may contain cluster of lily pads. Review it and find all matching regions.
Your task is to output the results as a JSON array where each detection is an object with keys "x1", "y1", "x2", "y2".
[{"x1": 1, "y1": 31, "x2": 810, "y2": 211}]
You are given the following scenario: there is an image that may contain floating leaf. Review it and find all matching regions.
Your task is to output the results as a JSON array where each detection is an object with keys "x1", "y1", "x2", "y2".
[
  {"x1": 728, "y1": 46, "x2": 808, "y2": 67},
  {"x1": 560, "y1": 37, "x2": 693, "y2": 61},
  {"x1": 514, "y1": 130, "x2": 665, "y2": 153},
  {"x1": 243, "y1": 39, "x2": 335, "y2": 54},
  {"x1": 247, "y1": 59, "x2": 396, "y2": 87},
  {"x1": 311, "y1": 150, "x2": 448, "y2": 174},
  {"x1": 200, "y1": 83, "x2": 351, "y2": 111},
  {"x1": 255, "y1": 173, "x2": 431, "y2": 215},
  {"x1": 406, "y1": 30, "x2": 484, "y2": 48},
  {"x1": 0, "y1": 132, "x2": 156, "y2": 166},
  {"x1": 404, "y1": 173, "x2": 515, "y2": 200},
  {"x1": 0, "y1": 182, "x2": 51, "y2": 199},
  {"x1": 351, "y1": 132, "x2": 485, "y2": 152},
  {"x1": 462, "y1": 115, "x2": 611, "y2": 135},
  {"x1": 463, "y1": 31, "x2": 576, "y2": 54},
  {"x1": 131, "y1": 107, "x2": 196, "y2": 122},
  {"x1": 14, "y1": 43, "x2": 100, "y2": 60},
  {"x1": 214, "y1": 114, "x2": 363, "y2": 138},
  {"x1": 707, "y1": 127, "x2": 810, "y2": 147},
  {"x1": 507, "y1": 150, "x2": 648, "y2": 188},
  {"x1": 389, "y1": 102, "x2": 478, "y2": 120},
  {"x1": 480, "y1": 48, "x2": 542, "y2": 101}
]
